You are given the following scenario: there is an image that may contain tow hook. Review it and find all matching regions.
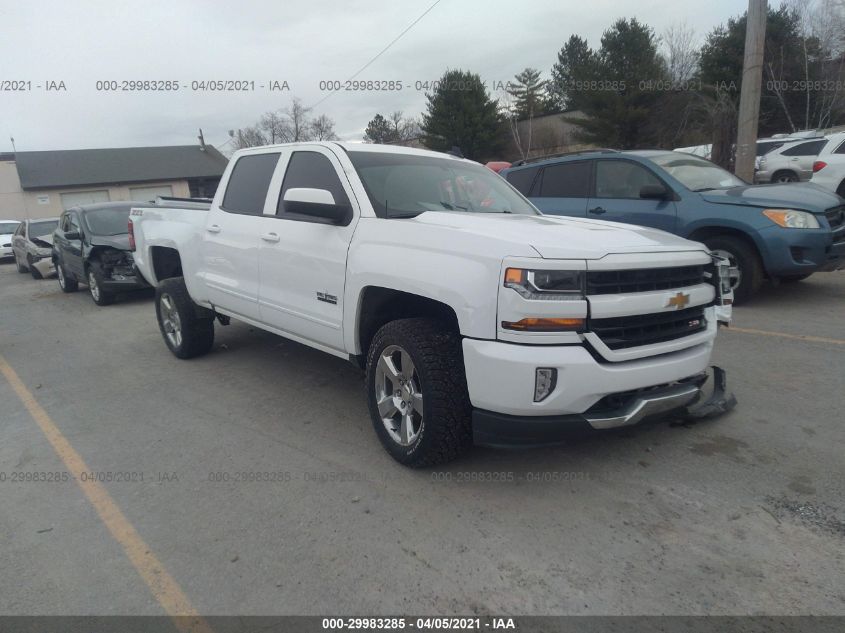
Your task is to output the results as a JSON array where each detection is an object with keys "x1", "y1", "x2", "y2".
[{"x1": 682, "y1": 366, "x2": 737, "y2": 420}]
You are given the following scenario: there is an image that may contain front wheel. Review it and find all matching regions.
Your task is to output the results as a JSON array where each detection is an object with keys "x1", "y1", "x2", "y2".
[
  {"x1": 705, "y1": 236, "x2": 763, "y2": 304},
  {"x1": 56, "y1": 260, "x2": 78, "y2": 292},
  {"x1": 366, "y1": 318, "x2": 472, "y2": 467},
  {"x1": 155, "y1": 277, "x2": 215, "y2": 359},
  {"x1": 87, "y1": 263, "x2": 115, "y2": 306}
]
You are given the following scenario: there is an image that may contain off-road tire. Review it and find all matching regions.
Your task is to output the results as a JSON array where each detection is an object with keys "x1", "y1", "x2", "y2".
[
  {"x1": 366, "y1": 318, "x2": 472, "y2": 467},
  {"x1": 704, "y1": 235, "x2": 763, "y2": 304},
  {"x1": 56, "y1": 260, "x2": 78, "y2": 292},
  {"x1": 155, "y1": 276, "x2": 215, "y2": 359}
]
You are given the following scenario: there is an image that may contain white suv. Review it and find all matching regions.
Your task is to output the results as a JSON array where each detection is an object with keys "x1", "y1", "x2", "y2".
[
  {"x1": 755, "y1": 137, "x2": 829, "y2": 183},
  {"x1": 810, "y1": 132, "x2": 845, "y2": 197}
]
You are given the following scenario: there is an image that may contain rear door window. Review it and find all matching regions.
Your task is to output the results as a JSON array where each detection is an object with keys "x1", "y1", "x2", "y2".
[
  {"x1": 222, "y1": 153, "x2": 281, "y2": 215},
  {"x1": 505, "y1": 167, "x2": 540, "y2": 195},
  {"x1": 538, "y1": 162, "x2": 591, "y2": 198},
  {"x1": 782, "y1": 140, "x2": 827, "y2": 156}
]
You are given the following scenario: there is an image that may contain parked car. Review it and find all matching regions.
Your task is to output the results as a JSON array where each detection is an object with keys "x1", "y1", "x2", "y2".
[
  {"x1": 11, "y1": 218, "x2": 59, "y2": 279},
  {"x1": 809, "y1": 132, "x2": 845, "y2": 197},
  {"x1": 0, "y1": 220, "x2": 22, "y2": 260},
  {"x1": 129, "y1": 142, "x2": 735, "y2": 467},
  {"x1": 755, "y1": 137, "x2": 828, "y2": 183},
  {"x1": 52, "y1": 202, "x2": 150, "y2": 305},
  {"x1": 502, "y1": 149, "x2": 845, "y2": 303}
]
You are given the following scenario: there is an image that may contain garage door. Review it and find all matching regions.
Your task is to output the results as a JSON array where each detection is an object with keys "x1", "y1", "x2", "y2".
[
  {"x1": 129, "y1": 185, "x2": 173, "y2": 201},
  {"x1": 60, "y1": 190, "x2": 110, "y2": 208}
]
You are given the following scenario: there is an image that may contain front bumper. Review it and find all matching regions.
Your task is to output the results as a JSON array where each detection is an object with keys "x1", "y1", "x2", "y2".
[
  {"x1": 473, "y1": 367, "x2": 736, "y2": 447},
  {"x1": 99, "y1": 274, "x2": 149, "y2": 292},
  {"x1": 760, "y1": 224, "x2": 845, "y2": 274},
  {"x1": 30, "y1": 255, "x2": 55, "y2": 277}
]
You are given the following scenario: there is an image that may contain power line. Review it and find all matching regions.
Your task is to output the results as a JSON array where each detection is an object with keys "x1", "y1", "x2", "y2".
[{"x1": 309, "y1": 0, "x2": 443, "y2": 110}]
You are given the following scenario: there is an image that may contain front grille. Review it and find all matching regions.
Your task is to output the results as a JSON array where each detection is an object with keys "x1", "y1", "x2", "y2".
[
  {"x1": 586, "y1": 265, "x2": 705, "y2": 295},
  {"x1": 826, "y1": 205, "x2": 845, "y2": 231},
  {"x1": 591, "y1": 306, "x2": 707, "y2": 350}
]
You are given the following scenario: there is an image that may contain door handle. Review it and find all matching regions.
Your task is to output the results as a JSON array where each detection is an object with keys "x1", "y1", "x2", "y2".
[
  {"x1": 261, "y1": 232, "x2": 280, "y2": 243},
  {"x1": 588, "y1": 206, "x2": 606, "y2": 214},
  {"x1": 206, "y1": 224, "x2": 221, "y2": 234}
]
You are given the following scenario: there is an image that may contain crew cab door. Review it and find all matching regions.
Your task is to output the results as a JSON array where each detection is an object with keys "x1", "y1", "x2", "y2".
[
  {"x1": 200, "y1": 151, "x2": 280, "y2": 321},
  {"x1": 256, "y1": 147, "x2": 358, "y2": 353},
  {"x1": 586, "y1": 159, "x2": 678, "y2": 232}
]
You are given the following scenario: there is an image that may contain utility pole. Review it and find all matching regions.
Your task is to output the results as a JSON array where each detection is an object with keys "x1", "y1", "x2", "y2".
[{"x1": 735, "y1": 0, "x2": 767, "y2": 182}]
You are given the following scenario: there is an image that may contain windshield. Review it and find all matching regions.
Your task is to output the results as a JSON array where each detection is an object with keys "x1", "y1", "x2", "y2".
[
  {"x1": 0, "y1": 221, "x2": 21, "y2": 234},
  {"x1": 649, "y1": 153, "x2": 746, "y2": 191},
  {"x1": 29, "y1": 220, "x2": 58, "y2": 237},
  {"x1": 83, "y1": 207, "x2": 131, "y2": 236},
  {"x1": 348, "y1": 151, "x2": 538, "y2": 218}
]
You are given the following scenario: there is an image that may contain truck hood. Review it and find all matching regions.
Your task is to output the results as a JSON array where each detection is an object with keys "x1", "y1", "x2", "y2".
[
  {"x1": 90, "y1": 234, "x2": 130, "y2": 250},
  {"x1": 699, "y1": 183, "x2": 840, "y2": 212},
  {"x1": 409, "y1": 212, "x2": 706, "y2": 259}
]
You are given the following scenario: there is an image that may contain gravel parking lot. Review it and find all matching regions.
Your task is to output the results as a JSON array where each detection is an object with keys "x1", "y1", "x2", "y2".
[{"x1": 1, "y1": 262, "x2": 843, "y2": 616}]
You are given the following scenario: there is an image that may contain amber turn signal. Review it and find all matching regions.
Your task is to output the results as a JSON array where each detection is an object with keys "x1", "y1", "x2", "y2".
[{"x1": 501, "y1": 317, "x2": 585, "y2": 332}]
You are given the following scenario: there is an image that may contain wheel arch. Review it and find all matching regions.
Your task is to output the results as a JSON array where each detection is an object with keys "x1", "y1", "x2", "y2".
[
  {"x1": 150, "y1": 246, "x2": 183, "y2": 284},
  {"x1": 686, "y1": 225, "x2": 766, "y2": 269},
  {"x1": 352, "y1": 286, "x2": 461, "y2": 365}
]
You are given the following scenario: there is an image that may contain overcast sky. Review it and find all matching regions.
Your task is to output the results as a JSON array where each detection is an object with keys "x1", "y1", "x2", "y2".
[{"x1": 0, "y1": 0, "x2": 746, "y2": 153}]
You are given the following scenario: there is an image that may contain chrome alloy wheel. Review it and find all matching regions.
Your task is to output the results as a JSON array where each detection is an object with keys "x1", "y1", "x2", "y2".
[
  {"x1": 711, "y1": 248, "x2": 742, "y2": 291},
  {"x1": 88, "y1": 270, "x2": 100, "y2": 301},
  {"x1": 57, "y1": 264, "x2": 66, "y2": 288},
  {"x1": 159, "y1": 293, "x2": 183, "y2": 348},
  {"x1": 374, "y1": 345, "x2": 424, "y2": 446}
]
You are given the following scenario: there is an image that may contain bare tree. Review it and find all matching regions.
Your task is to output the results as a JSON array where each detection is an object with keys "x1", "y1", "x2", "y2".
[
  {"x1": 311, "y1": 114, "x2": 339, "y2": 140},
  {"x1": 259, "y1": 111, "x2": 287, "y2": 144},
  {"x1": 282, "y1": 98, "x2": 313, "y2": 142},
  {"x1": 662, "y1": 22, "x2": 700, "y2": 83},
  {"x1": 231, "y1": 126, "x2": 267, "y2": 149},
  {"x1": 388, "y1": 111, "x2": 421, "y2": 141},
  {"x1": 497, "y1": 86, "x2": 533, "y2": 160}
]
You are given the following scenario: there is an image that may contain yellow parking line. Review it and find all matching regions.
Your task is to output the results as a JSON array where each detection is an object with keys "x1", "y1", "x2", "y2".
[
  {"x1": 0, "y1": 354, "x2": 213, "y2": 633},
  {"x1": 728, "y1": 326, "x2": 845, "y2": 346}
]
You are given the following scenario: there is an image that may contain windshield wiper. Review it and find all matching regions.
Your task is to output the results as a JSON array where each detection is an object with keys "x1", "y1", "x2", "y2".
[{"x1": 386, "y1": 212, "x2": 423, "y2": 219}]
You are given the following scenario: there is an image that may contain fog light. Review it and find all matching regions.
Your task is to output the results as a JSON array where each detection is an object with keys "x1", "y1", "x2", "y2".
[{"x1": 534, "y1": 368, "x2": 557, "y2": 402}]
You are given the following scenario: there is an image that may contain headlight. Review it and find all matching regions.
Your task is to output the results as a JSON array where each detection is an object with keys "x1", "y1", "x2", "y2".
[
  {"x1": 504, "y1": 268, "x2": 584, "y2": 300},
  {"x1": 762, "y1": 209, "x2": 820, "y2": 229}
]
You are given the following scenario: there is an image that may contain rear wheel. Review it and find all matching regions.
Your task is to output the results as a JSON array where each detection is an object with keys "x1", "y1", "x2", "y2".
[
  {"x1": 705, "y1": 235, "x2": 763, "y2": 304},
  {"x1": 773, "y1": 170, "x2": 799, "y2": 183},
  {"x1": 56, "y1": 260, "x2": 78, "y2": 292},
  {"x1": 366, "y1": 318, "x2": 472, "y2": 467},
  {"x1": 87, "y1": 263, "x2": 115, "y2": 306},
  {"x1": 155, "y1": 277, "x2": 215, "y2": 359},
  {"x1": 28, "y1": 255, "x2": 43, "y2": 280}
]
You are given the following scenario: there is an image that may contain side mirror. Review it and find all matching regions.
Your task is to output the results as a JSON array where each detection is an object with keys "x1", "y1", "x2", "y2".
[
  {"x1": 639, "y1": 184, "x2": 670, "y2": 200},
  {"x1": 283, "y1": 188, "x2": 350, "y2": 224},
  {"x1": 64, "y1": 230, "x2": 81, "y2": 240}
]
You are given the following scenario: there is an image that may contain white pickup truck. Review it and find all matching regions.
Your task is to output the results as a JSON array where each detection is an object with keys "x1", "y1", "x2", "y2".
[{"x1": 129, "y1": 142, "x2": 735, "y2": 466}]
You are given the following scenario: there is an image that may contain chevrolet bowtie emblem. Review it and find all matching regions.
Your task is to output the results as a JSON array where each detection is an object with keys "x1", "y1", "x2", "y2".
[{"x1": 666, "y1": 292, "x2": 690, "y2": 310}]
